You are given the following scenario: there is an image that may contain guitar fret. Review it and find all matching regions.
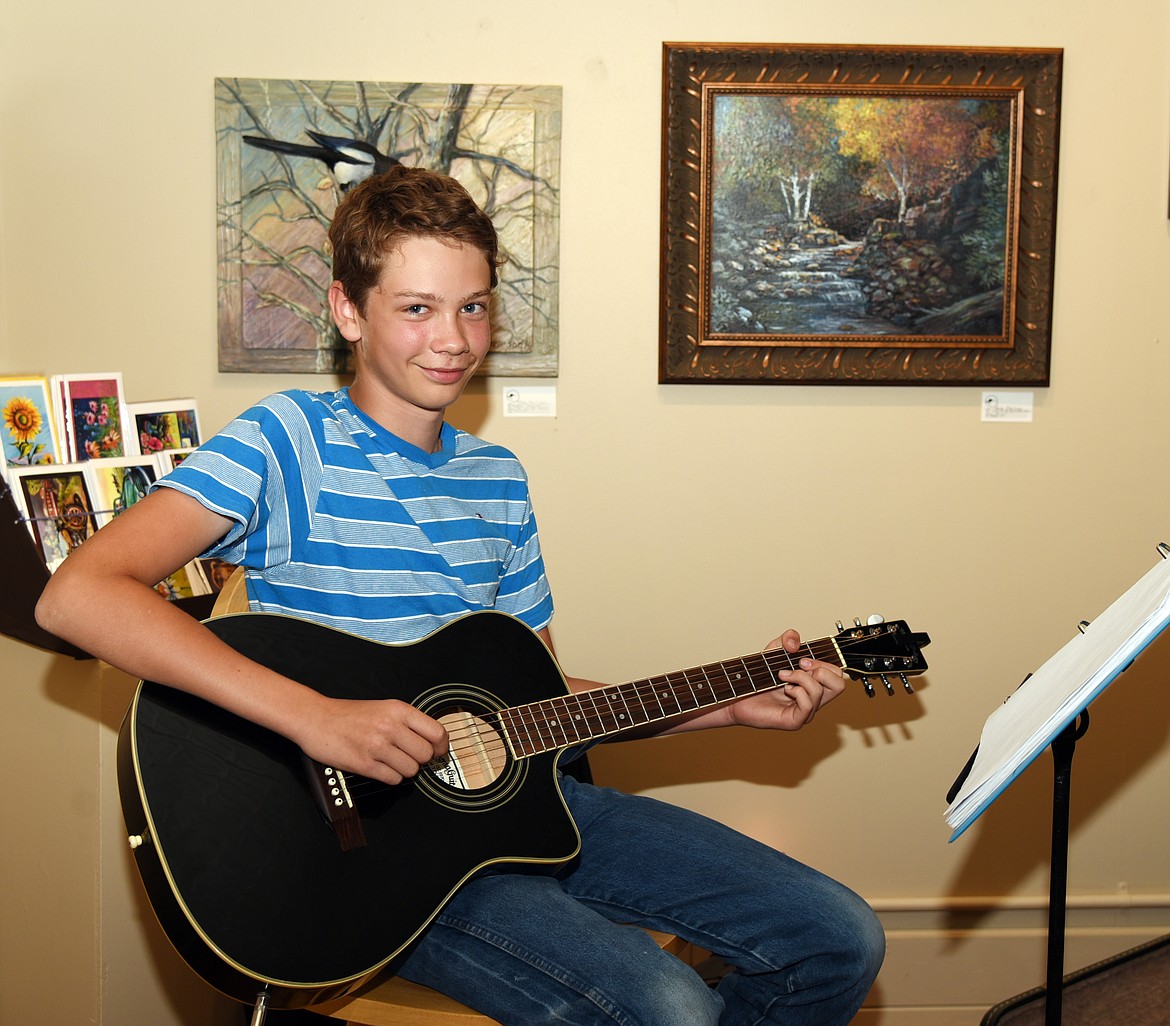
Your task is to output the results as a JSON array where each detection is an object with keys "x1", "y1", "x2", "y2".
[
  {"x1": 566, "y1": 692, "x2": 595, "y2": 741},
  {"x1": 642, "y1": 676, "x2": 668, "y2": 719},
  {"x1": 535, "y1": 697, "x2": 561, "y2": 744},
  {"x1": 753, "y1": 655, "x2": 777, "y2": 691},
  {"x1": 530, "y1": 699, "x2": 561, "y2": 751},
  {"x1": 577, "y1": 690, "x2": 606, "y2": 738},
  {"x1": 688, "y1": 668, "x2": 707, "y2": 708},
  {"x1": 664, "y1": 669, "x2": 697, "y2": 706},
  {"x1": 602, "y1": 687, "x2": 636, "y2": 732},
  {"x1": 498, "y1": 706, "x2": 532, "y2": 758},
  {"x1": 692, "y1": 663, "x2": 715, "y2": 705}
]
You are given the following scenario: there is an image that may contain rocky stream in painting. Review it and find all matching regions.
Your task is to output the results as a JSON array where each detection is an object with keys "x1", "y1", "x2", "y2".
[{"x1": 710, "y1": 168, "x2": 1007, "y2": 340}]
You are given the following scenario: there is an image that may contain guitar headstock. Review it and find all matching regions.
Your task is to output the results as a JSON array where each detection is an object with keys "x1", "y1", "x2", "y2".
[{"x1": 833, "y1": 617, "x2": 930, "y2": 696}]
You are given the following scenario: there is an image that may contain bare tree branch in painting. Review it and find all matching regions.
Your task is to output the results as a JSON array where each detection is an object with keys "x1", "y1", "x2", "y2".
[{"x1": 217, "y1": 78, "x2": 560, "y2": 373}]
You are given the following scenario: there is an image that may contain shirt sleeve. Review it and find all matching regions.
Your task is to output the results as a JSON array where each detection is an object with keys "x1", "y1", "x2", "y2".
[
  {"x1": 492, "y1": 471, "x2": 554, "y2": 632},
  {"x1": 153, "y1": 397, "x2": 299, "y2": 568}
]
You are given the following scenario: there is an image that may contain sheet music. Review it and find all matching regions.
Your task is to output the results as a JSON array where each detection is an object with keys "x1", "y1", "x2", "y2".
[{"x1": 945, "y1": 552, "x2": 1170, "y2": 841}]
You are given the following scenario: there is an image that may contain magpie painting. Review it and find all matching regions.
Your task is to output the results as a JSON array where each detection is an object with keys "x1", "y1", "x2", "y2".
[{"x1": 243, "y1": 130, "x2": 401, "y2": 191}]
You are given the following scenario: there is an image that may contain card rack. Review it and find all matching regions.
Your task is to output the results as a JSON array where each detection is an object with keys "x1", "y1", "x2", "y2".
[{"x1": 0, "y1": 477, "x2": 215, "y2": 659}]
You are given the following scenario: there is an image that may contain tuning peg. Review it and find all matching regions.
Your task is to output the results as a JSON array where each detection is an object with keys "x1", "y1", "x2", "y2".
[
  {"x1": 900, "y1": 674, "x2": 915, "y2": 694},
  {"x1": 880, "y1": 675, "x2": 894, "y2": 696},
  {"x1": 861, "y1": 677, "x2": 875, "y2": 698},
  {"x1": 866, "y1": 614, "x2": 885, "y2": 625}
]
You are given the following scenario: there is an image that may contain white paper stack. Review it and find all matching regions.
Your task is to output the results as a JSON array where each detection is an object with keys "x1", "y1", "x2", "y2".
[{"x1": 946, "y1": 551, "x2": 1170, "y2": 840}]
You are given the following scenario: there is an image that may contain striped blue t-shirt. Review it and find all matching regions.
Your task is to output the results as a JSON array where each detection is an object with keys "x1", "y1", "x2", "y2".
[{"x1": 157, "y1": 388, "x2": 554, "y2": 644}]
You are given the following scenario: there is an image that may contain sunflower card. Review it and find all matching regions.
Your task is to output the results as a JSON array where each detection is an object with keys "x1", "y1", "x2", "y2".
[{"x1": 0, "y1": 376, "x2": 61, "y2": 472}]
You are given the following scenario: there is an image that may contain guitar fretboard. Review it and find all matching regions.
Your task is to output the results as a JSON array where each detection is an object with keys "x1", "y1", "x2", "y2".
[{"x1": 497, "y1": 642, "x2": 838, "y2": 758}]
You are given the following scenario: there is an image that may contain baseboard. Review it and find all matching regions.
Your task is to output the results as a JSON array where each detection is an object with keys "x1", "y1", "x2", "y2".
[
  {"x1": 856, "y1": 903, "x2": 1170, "y2": 1024},
  {"x1": 853, "y1": 1007, "x2": 984, "y2": 1026}
]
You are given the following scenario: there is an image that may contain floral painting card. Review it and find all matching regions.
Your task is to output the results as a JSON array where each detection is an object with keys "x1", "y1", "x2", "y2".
[
  {"x1": 83, "y1": 456, "x2": 158, "y2": 528},
  {"x1": 1, "y1": 376, "x2": 61, "y2": 471},
  {"x1": 9, "y1": 463, "x2": 97, "y2": 572},
  {"x1": 53, "y1": 372, "x2": 137, "y2": 460},
  {"x1": 128, "y1": 399, "x2": 202, "y2": 454}
]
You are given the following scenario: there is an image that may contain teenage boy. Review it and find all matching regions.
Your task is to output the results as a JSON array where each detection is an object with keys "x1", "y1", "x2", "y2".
[{"x1": 37, "y1": 165, "x2": 883, "y2": 1026}]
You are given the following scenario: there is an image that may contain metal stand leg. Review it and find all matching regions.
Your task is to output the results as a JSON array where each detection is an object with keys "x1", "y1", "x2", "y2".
[
  {"x1": 1044, "y1": 711, "x2": 1089, "y2": 1026},
  {"x1": 249, "y1": 989, "x2": 270, "y2": 1026}
]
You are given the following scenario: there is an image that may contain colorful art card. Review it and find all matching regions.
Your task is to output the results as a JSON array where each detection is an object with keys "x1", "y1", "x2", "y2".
[
  {"x1": 155, "y1": 448, "x2": 197, "y2": 475},
  {"x1": 197, "y1": 557, "x2": 239, "y2": 594},
  {"x1": 52, "y1": 372, "x2": 136, "y2": 461},
  {"x1": 128, "y1": 399, "x2": 202, "y2": 454},
  {"x1": 155, "y1": 562, "x2": 211, "y2": 600},
  {"x1": 0, "y1": 376, "x2": 61, "y2": 471},
  {"x1": 83, "y1": 456, "x2": 159, "y2": 528},
  {"x1": 9, "y1": 463, "x2": 98, "y2": 572}
]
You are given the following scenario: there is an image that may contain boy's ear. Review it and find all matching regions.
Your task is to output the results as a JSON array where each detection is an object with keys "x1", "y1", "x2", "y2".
[{"x1": 328, "y1": 281, "x2": 363, "y2": 343}]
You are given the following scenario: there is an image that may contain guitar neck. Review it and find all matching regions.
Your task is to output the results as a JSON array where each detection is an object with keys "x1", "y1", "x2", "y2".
[{"x1": 498, "y1": 636, "x2": 846, "y2": 759}]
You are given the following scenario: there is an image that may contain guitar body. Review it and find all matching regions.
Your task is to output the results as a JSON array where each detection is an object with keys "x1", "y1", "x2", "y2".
[{"x1": 118, "y1": 611, "x2": 580, "y2": 1009}]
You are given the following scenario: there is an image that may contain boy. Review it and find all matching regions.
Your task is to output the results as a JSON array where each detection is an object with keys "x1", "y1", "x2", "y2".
[{"x1": 37, "y1": 166, "x2": 883, "y2": 1025}]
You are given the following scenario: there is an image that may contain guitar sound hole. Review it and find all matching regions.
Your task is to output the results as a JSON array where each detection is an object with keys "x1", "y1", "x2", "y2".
[{"x1": 426, "y1": 710, "x2": 507, "y2": 791}]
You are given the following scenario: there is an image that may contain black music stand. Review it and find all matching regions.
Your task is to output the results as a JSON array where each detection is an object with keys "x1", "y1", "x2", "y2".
[{"x1": 946, "y1": 545, "x2": 1170, "y2": 1026}]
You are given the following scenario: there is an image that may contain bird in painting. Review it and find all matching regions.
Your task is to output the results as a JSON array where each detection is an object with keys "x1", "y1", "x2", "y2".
[{"x1": 243, "y1": 130, "x2": 402, "y2": 191}]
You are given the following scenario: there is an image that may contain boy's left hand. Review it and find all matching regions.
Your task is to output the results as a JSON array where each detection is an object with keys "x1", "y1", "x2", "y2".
[{"x1": 726, "y1": 629, "x2": 847, "y2": 731}]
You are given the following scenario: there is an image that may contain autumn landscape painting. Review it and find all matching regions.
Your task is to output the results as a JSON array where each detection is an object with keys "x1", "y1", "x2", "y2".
[
  {"x1": 659, "y1": 44, "x2": 1061, "y2": 385},
  {"x1": 708, "y1": 90, "x2": 1014, "y2": 343}
]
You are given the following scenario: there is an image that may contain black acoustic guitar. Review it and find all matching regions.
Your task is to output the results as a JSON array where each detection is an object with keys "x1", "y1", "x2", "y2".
[{"x1": 118, "y1": 611, "x2": 929, "y2": 1010}]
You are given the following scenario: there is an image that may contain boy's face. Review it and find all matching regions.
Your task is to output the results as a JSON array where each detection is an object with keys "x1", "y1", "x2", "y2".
[{"x1": 329, "y1": 235, "x2": 493, "y2": 435}]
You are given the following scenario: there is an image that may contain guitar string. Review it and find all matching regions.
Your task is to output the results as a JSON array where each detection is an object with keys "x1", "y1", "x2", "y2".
[
  {"x1": 342, "y1": 640, "x2": 914, "y2": 797},
  {"x1": 340, "y1": 633, "x2": 915, "y2": 797}
]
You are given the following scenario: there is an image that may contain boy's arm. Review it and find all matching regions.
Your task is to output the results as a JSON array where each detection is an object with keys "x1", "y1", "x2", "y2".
[{"x1": 36, "y1": 488, "x2": 448, "y2": 784}]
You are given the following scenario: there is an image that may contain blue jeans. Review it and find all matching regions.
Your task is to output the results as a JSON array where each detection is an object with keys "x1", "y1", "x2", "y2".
[{"x1": 397, "y1": 775, "x2": 884, "y2": 1025}]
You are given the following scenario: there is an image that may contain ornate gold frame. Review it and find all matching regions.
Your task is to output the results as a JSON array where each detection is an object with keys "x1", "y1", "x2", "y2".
[{"x1": 660, "y1": 44, "x2": 1063, "y2": 385}]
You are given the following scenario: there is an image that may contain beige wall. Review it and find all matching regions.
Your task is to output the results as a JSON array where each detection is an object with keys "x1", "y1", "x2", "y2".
[{"x1": 4, "y1": 0, "x2": 1170, "y2": 1023}]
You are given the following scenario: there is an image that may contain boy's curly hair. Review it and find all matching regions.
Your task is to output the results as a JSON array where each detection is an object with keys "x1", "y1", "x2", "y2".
[{"x1": 328, "y1": 165, "x2": 501, "y2": 314}]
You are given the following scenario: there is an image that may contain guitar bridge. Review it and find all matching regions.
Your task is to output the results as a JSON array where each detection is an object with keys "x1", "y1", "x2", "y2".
[{"x1": 303, "y1": 757, "x2": 368, "y2": 852}]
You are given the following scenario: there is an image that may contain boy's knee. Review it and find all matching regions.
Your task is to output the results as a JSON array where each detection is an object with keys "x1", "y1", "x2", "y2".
[
  {"x1": 826, "y1": 894, "x2": 885, "y2": 992},
  {"x1": 628, "y1": 963, "x2": 722, "y2": 1026}
]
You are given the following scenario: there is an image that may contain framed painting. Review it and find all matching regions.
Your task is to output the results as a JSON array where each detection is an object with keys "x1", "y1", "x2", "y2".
[
  {"x1": 216, "y1": 78, "x2": 562, "y2": 376},
  {"x1": 660, "y1": 44, "x2": 1063, "y2": 385}
]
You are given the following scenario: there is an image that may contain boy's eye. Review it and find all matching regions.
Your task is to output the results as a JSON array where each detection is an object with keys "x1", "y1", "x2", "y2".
[
  {"x1": 462, "y1": 302, "x2": 487, "y2": 315},
  {"x1": 405, "y1": 304, "x2": 427, "y2": 315}
]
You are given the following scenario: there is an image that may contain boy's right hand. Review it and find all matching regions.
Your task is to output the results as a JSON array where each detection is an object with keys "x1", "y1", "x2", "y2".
[{"x1": 298, "y1": 698, "x2": 450, "y2": 785}]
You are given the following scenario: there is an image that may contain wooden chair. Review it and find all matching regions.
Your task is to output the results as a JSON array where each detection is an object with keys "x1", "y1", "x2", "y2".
[
  {"x1": 209, "y1": 564, "x2": 249, "y2": 617},
  {"x1": 210, "y1": 572, "x2": 692, "y2": 1025},
  {"x1": 310, "y1": 930, "x2": 690, "y2": 1026}
]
